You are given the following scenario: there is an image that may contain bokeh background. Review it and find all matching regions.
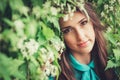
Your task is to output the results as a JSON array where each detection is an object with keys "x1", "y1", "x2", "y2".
[{"x1": 0, "y1": 0, "x2": 120, "y2": 80}]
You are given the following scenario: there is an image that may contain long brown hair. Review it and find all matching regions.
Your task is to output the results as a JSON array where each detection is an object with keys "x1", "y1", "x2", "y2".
[{"x1": 58, "y1": 2, "x2": 117, "y2": 80}]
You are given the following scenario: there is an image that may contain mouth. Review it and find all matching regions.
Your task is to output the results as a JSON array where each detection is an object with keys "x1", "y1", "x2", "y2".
[{"x1": 77, "y1": 40, "x2": 89, "y2": 47}]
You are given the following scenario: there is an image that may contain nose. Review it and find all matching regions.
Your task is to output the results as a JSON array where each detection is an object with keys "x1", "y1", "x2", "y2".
[{"x1": 75, "y1": 28, "x2": 85, "y2": 41}]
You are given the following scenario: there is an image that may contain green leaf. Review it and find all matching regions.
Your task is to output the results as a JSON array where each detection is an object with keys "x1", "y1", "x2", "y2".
[
  {"x1": 97, "y1": 0, "x2": 103, "y2": 5},
  {"x1": 0, "y1": 53, "x2": 25, "y2": 79},
  {"x1": 31, "y1": 0, "x2": 44, "y2": 7},
  {"x1": 113, "y1": 49, "x2": 120, "y2": 61},
  {"x1": 105, "y1": 60, "x2": 116, "y2": 70},
  {"x1": 1, "y1": 29, "x2": 13, "y2": 41},
  {"x1": 1, "y1": 29, "x2": 18, "y2": 51},
  {"x1": 37, "y1": 30, "x2": 46, "y2": 45},
  {"x1": 3, "y1": 18, "x2": 14, "y2": 27},
  {"x1": 25, "y1": 20, "x2": 38, "y2": 38},
  {"x1": 0, "y1": 0, "x2": 7, "y2": 15},
  {"x1": 29, "y1": 60, "x2": 37, "y2": 75},
  {"x1": 47, "y1": 16, "x2": 60, "y2": 33},
  {"x1": 40, "y1": 22, "x2": 55, "y2": 40},
  {"x1": 9, "y1": 0, "x2": 24, "y2": 10},
  {"x1": 19, "y1": 62, "x2": 27, "y2": 78},
  {"x1": 106, "y1": 32, "x2": 116, "y2": 45}
]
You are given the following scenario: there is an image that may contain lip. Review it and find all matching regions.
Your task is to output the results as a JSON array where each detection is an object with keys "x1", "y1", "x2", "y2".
[{"x1": 77, "y1": 41, "x2": 89, "y2": 47}]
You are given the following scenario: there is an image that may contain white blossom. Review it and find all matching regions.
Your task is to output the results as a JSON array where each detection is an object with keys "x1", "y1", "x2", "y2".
[
  {"x1": 69, "y1": 12, "x2": 74, "y2": 20},
  {"x1": 48, "y1": 51, "x2": 55, "y2": 62},
  {"x1": 109, "y1": 0, "x2": 115, "y2": 4},
  {"x1": 43, "y1": 61, "x2": 58, "y2": 77},
  {"x1": 40, "y1": 48, "x2": 47, "y2": 54},
  {"x1": 50, "y1": 7, "x2": 58, "y2": 15},
  {"x1": 109, "y1": 6, "x2": 113, "y2": 11},
  {"x1": 106, "y1": 10, "x2": 109, "y2": 13},
  {"x1": 43, "y1": 1, "x2": 51, "y2": 9},
  {"x1": 41, "y1": 53, "x2": 48, "y2": 62},
  {"x1": 40, "y1": 48, "x2": 48, "y2": 62},
  {"x1": 44, "y1": 61, "x2": 51, "y2": 76},
  {"x1": 118, "y1": 0, "x2": 120, "y2": 4},
  {"x1": 39, "y1": 72, "x2": 49, "y2": 80},
  {"x1": 14, "y1": 19, "x2": 24, "y2": 30},
  {"x1": 52, "y1": 40, "x2": 61, "y2": 51},
  {"x1": 25, "y1": 39, "x2": 39, "y2": 56},
  {"x1": 44, "y1": 67, "x2": 51, "y2": 76},
  {"x1": 80, "y1": 0, "x2": 84, "y2": 3},
  {"x1": 20, "y1": 48, "x2": 28, "y2": 58},
  {"x1": 51, "y1": 65, "x2": 58, "y2": 77},
  {"x1": 60, "y1": 4, "x2": 64, "y2": 10},
  {"x1": 17, "y1": 36, "x2": 27, "y2": 49},
  {"x1": 19, "y1": 39, "x2": 39, "y2": 58},
  {"x1": 63, "y1": 14, "x2": 69, "y2": 21},
  {"x1": 20, "y1": 6, "x2": 29, "y2": 16},
  {"x1": 63, "y1": 12, "x2": 74, "y2": 21},
  {"x1": 104, "y1": 4, "x2": 109, "y2": 10},
  {"x1": 41, "y1": 48, "x2": 55, "y2": 62},
  {"x1": 14, "y1": 19, "x2": 25, "y2": 36},
  {"x1": 107, "y1": 27, "x2": 112, "y2": 32},
  {"x1": 101, "y1": 12, "x2": 105, "y2": 17},
  {"x1": 32, "y1": 6, "x2": 41, "y2": 18},
  {"x1": 58, "y1": 41, "x2": 65, "y2": 54},
  {"x1": 117, "y1": 42, "x2": 120, "y2": 46},
  {"x1": 50, "y1": 37, "x2": 65, "y2": 52}
]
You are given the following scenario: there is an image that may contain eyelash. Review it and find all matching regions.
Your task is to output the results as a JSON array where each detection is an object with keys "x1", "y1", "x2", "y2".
[
  {"x1": 80, "y1": 20, "x2": 88, "y2": 26},
  {"x1": 62, "y1": 28, "x2": 72, "y2": 34}
]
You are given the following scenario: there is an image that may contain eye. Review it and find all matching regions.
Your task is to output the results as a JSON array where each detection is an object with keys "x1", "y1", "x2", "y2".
[
  {"x1": 62, "y1": 28, "x2": 73, "y2": 34},
  {"x1": 81, "y1": 20, "x2": 88, "y2": 25}
]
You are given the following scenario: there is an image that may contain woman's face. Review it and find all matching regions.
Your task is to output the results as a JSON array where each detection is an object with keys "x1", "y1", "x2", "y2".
[{"x1": 60, "y1": 12, "x2": 95, "y2": 55}]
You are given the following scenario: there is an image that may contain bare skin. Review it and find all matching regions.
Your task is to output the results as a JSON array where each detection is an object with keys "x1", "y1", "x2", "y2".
[{"x1": 59, "y1": 12, "x2": 95, "y2": 64}]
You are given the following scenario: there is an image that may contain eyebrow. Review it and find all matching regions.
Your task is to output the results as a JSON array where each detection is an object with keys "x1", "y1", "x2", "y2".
[
  {"x1": 77, "y1": 18, "x2": 86, "y2": 24},
  {"x1": 61, "y1": 26, "x2": 71, "y2": 31},
  {"x1": 61, "y1": 17, "x2": 86, "y2": 30}
]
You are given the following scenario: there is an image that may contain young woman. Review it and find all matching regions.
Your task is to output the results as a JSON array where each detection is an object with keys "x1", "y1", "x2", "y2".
[{"x1": 56, "y1": 2, "x2": 118, "y2": 80}]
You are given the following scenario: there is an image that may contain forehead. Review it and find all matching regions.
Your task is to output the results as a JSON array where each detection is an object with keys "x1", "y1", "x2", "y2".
[{"x1": 59, "y1": 12, "x2": 86, "y2": 28}]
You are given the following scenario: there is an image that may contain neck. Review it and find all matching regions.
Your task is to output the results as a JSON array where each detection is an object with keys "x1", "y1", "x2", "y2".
[{"x1": 71, "y1": 52, "x2": 91, "y2": 64}]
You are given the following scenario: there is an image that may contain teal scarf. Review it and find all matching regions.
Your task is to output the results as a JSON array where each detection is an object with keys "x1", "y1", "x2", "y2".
[{"x1": 69, "y1": 54, "x2": 99, "y2": 80}]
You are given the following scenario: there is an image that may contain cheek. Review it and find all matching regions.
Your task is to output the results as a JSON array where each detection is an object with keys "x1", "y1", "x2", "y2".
[
  {"x1": 87, "y1": 22, "x2": 95, "y2": 38},
  {"x1": 64, "y1": 35, "x2": 74, "y2": 46},
  {"x1": 87, "y1": 26, "x2": 95, "y2": 39},
  {"x1": 91, "y1": 28, "x2": 95, "y2": 38},
  {"x1": 89, "y1": 29, "x2": 95, "y2": 42}
]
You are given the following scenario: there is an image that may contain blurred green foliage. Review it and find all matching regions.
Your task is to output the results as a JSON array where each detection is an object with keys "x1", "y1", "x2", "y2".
[
  {"x1": 0, "y1": 0, "x2": 120, "y2": 80},
  {"x1": 0, "y1": 0, "x2": 62, "y2": 80},
  {"x1": 93, "y1": 0, "x2": 120, "y2": 78}
]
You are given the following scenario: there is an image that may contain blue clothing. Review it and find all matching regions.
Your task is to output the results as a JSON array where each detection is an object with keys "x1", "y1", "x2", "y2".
[
  {"x1": 69, "y1": 54, "x2": 99, "y2": 80},
  {"x1": 49, "y1": 54, "x2": 100, "y2": 80},
  {"x1": 49, "y1": 76, "x2": 54, "y2": 80}
]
